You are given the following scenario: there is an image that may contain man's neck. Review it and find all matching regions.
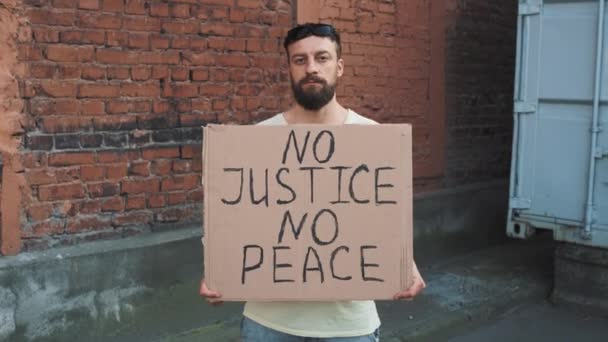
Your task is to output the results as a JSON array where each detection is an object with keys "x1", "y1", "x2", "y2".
[{"x1": 283, "y1": 99, "x2": 348, "y2": 124}]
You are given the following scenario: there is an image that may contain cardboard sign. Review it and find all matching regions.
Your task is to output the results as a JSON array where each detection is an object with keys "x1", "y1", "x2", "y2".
[{"x1": 202, "y1": 124, "x2": 413, "y2": 301}]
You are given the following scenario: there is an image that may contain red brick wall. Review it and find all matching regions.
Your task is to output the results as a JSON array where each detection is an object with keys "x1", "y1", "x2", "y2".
[
  {"x1": 443, "y1": 0, "x2": 517, "y2": 186},
  {"x1": 15, "y1": 0, "x2": 293, "y2": 251},
  {"x1": 2, "y1": 0, "x2": 518, "y2": 253}
]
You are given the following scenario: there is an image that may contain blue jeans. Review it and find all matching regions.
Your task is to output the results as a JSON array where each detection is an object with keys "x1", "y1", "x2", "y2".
[{"x1": 241, "y1": 317, "x2": 380, "y2": 342}]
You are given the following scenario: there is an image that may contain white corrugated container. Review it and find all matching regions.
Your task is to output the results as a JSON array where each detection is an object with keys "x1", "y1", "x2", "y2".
[{"x1": 508, "y1": 0, "x2": 608, "y2": 247}]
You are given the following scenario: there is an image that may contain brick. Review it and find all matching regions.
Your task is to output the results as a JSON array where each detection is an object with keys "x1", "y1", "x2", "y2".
[
  {"x1": 170, "y1": 3, "x2": 190, "y2": 18},
  {"x1": 200, "y1": 23, "x2": 235, "y2": 36},
  {"x1": 66, "y1": 216, "x2": 112, "y2": 233},
  {"x1": 81, "y1": 100, "x2": 105, "y2": 115},
  {"x1": 93, "y1": 116, "x2": 137, "y2": 131},
  {"x1": 21, "y1": 152, "x2": 48, "y2": 168},
  {"x1": 88, "y1": 182, "x2": 119, "y2": 198},
  {"x1": 142, "y1": 147, "x2": 180, "y2": 160},
  {"x1": 58, "y1": 65, "x2": 81, "y2": 79},
  {"x1": 161, "y1": 174, "x2": 199, "y2": 191},
  {"x1": 113, "y1": 211, "x2": 152, "y2": 225},
  {"x1": 98, "y1": 150, "x2": 139, "y2": 163},
  {"x1": 130, "y1": 129, "x2": 150, "y2": 145},
  {"x1": 161, "y1": 22, "x2": 199, "y2": 34},
  {"x1": 30, "y1": 64, "x2": 56, "y2": 78},
  {"x1": 131, "y1": 100, "x2": 151, "y2": 113},
  {"x1": 150, "y1": 35, "x2": 170, "y2": 49},
  {"x1": 78, "y1": 13, "x2": 122, "y2": 29},
  {"x1": 27, "y1": 135, "x2": 54, "y2": 150},
  {"x1": 26, "y1": 8, "x2": 75, "y2": 26},
  {"x1": 129, "y1": 33, "x2": 149, "y2": 49},
  {"x1": 151, "y1": 66, "x2": 169, "y2": 79},
  {"x1": 181, "y1": 52, "x2": 215, "y2": 66},
  {"x1": 147, "y1": 194, "x2": 165, "y2": 208},
  {"x1": 150, "y1": 3, "x2": 169, "y2": 17},
  {"x1": 78, "y1": 0, "x2": 99, "y2": 10},
  {"x1": 28, "y1": 204, "x2": 54, "y2": 221},
  {"x1": 81, "y1": 165, "x2": 105, "y2": 181},
  {"x1": 200, "y1": 84, "x2": 232, "y2": 96},
  {"x1": 106, "y1": 31, "x2": 129, "y2": 47},
  {"x1": 209, "y1": 7, "x2": 228, "y2": 20},
  {"x1": 124, "y1": 17, "x2": 161, "y2": 32},
  {"x1": 172, "y1": 160, "x2": 192, "y2": 173},
  {"x1": 80, "y1": 200, "x2": 102, "y2": 215},
  {"x1": 39, "y1": 183, "x2": 85, "y2": 201},
  {"x1": 81, "y1": 134, "x2": 103, "y2": 148},
  {"x1": 180, "y1": 112, "x2": 215, "y2": 127},
  {"x1": 156, "y1": 206, "x2": 194, "y2": 223},
  {"x1": 106, "y1": 100, "x2": 130, "y2": 114},
  {"x1": 82, "y1": 66, "x2": 106, "y2": 80},
  {"x1": 230, "y1": 8, "x2": 246, "y2": 22},
  {"x1": 126, "y1": 195, "x2": 146, "y2": 210},
  {"x1": 96, "y1": 49, "x2": 137, "y2": 64},
  {"x1": 180, "y1": 144, "x2": 202, "y2": 159},
  {"x1": 191, "y1": 68, "x2": 209, "y2": 81},
  {"x1": 210, "y1": 68, "x2": 229, "y2": 82},
  {"x1": 151, "y1": 159, "x2": 172, "y2": 175},
  {"x1": 164, "y1": 83, "x2": 198, "y2": 98},
  {"x1": 55, "y1": 99, "x2": 80, "y2": 115},
  {"x1": 38, "y1": 80, "x2": 78, "y2": 97},
  {"x1": 103, "y1": 0, "x2": 123, "y2": 12},
  {"x1": 103, "y1": 133, "x2": 128, "y2": 147},
  {"x1": 18, "y1": 45, "x2": 44, "y2": 61},
  {"x1": 120, "y1": 82, "x2": 160, "y2": 97},
  {"x1": 129, "y1": 161, "x2": 150, "y2": 176},
  {"x1": 137, "y1": 113, "x2": 179, "y2": 130},
  {"x1": 106, "y1": 163, "x2": 128, "y2": 179},
  {"x1": 171, "y1": 67, "x2": 189, "y2": 81},
  {"x1": 108, "y1": 66, "x2": 131, "y2": 80},
  {"x1": 102, "y1": 197, "x2": 124, "y2": 212},
  {"x1": 26, "y1": 169, "x2": 56, "y2": 185},
  {"x1": 79, "y1": 84, "x2": 120, "y2": 98},
  {"x1": 125, "y1": 0, "x2": 147, "y2": 14},
  {"x1": 138, "y1": 51, "x2": 180, "y2": 64},
  {"x1": 121, "y1": 178, "x2": 160, "y2": 194},
  {"x1": 49, "y1": 151, "x2": 95, "y2": 166},
  {"x1": 188, "y1": 189, "x2": 203, "y2": 202},
  {"x1": 167, "y1": 192, "x2": 187, "y2": 205},
  {"x1": 33, "y1": 28, "x2": 60, "y2": 43},
  {"x1": 55, "y1": 134, "x2": 81, "y2": 149}
]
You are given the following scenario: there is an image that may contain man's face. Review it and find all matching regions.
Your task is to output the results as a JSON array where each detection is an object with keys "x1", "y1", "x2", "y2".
[{"x1": 286, "y1": 36, "x2": 344, "y2": 111}]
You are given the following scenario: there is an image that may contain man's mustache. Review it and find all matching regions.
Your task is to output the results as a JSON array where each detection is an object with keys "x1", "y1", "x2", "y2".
[{"x1": 299, "y1": 76, "x2": 327, "y2": 85}]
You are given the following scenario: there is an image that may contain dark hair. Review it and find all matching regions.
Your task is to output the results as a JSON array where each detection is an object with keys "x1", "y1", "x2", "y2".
[{"x1": 283, "y1": 23, "x2": 342, "y2": 58}]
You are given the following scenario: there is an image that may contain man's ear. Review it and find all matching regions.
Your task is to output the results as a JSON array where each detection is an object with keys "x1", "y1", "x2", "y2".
[{"x1": 337, "y1": 58, "x2": 344, "y2": 77}]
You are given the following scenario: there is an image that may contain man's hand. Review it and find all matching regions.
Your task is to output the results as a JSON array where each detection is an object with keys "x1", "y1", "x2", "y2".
[
  {"x1": 393, "y1": 261, "x2": 426, "y2": 301},
  {"x1": 199, "y1": 278, "x2": 224, "y2": 306}
]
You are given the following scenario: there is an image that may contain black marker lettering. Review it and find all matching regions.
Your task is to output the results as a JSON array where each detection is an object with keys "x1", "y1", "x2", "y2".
[
  {"x1": 273, "y1": 246, "x2": 294, "y2": 283},
  {"x1": 375, "y1": 167, "x2": 397, "y2": 205},
  {"x1": 349, "y1": 164, "x2": 370, "y2": 204},
  {"x1": 277, "y1": 210, "x2": 308, "y2": 244},
  {"x1": 303, "y1": 246, "x2": 324, "y2": 283},
  {"x1": 312, "y1": 130, "x2": 335, "y2": 163},
  {"x1": 330, "y1": 245, "x2": 352, "y2": 280},
  {"x1": 241, "y1": 245, "x2": 264, "y2": 284},
  {"x1": 221, "y1": 168, "x2": 244, "y2": 205},
  {"x1": 249, "y1": 168, "x2": 269, "y2": 207},
  {"x1": 311, "y1": 209, "x2": 339, "y2": 246},
  {"x1": 276, "y1": 167, "x2": 296, "y2": 205},
  {"x1": 300, "y1": 166, "x2": 323, "y2": 203},
  {"x1": 360, "y1": 245, "x2": 384, "y2": 282},
  {"x1": 330, "y1": 166, "x2": 351, "y2": 204},
  {"x1": 281, "y1": 130, "x2": 310, "y2": 164}
]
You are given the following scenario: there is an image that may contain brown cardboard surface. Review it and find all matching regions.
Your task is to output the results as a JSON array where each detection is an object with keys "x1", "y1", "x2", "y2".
[{"x1": 203, "y1": 124, "x2": 413, "y2": 301}]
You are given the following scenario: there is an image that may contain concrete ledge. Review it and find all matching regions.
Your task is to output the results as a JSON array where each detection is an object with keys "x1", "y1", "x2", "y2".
[
  {"x1": 0, "y1": 180, "x2": 509, "y2": 341},
  {"x1": 552, "y1": 243, "x2": 608, "y2": 317}
]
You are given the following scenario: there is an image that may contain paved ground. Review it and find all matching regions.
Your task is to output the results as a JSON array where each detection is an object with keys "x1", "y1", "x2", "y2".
[
  {"x1": 156, "y1": 235, "x2": 558, "y2": 342},
  {"x1": 447, "y1": 301, "x2": 608, "y2": 342}
]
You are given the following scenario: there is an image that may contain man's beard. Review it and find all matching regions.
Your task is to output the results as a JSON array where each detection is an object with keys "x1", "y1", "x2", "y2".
[{"x1": 291, "y1": 75, "x2": 336, "y2": 111}]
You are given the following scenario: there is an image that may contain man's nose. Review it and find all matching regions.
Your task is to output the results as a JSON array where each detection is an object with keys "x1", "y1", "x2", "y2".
[{"x1": 305, "y1": 60, "x2": 319, "y2": 74}]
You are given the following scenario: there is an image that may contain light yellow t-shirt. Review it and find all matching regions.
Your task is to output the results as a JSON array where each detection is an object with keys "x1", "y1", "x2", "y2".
[{"x1": 243, "y1": 109, "x2": 381, "y2": 338}]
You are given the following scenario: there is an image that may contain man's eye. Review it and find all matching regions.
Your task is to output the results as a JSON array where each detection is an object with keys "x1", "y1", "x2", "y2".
[
  {"x1": 294, "y1": 58, "x2": 305, "y2": 64},
  {"x1": 317, "y1": 55, "x2": 329, "y2": 62}
]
